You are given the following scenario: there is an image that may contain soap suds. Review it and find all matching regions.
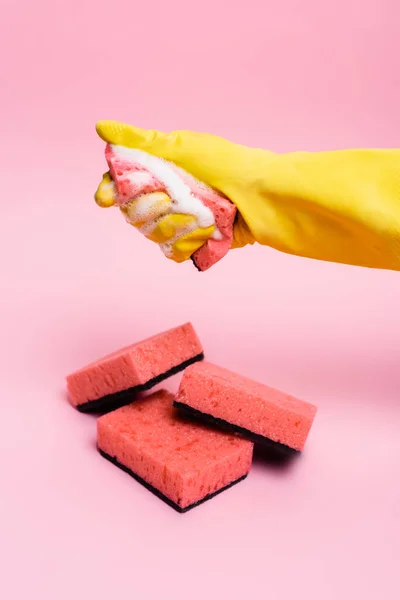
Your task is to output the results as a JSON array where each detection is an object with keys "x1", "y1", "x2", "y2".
[{"x1": 111, "y1": 145, "x2": 216, "y2": 230}]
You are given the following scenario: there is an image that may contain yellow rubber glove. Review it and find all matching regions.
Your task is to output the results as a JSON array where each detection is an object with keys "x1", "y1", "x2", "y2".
[{"x1": 96, "y1": 120, "x2": 400, "y2": 271}]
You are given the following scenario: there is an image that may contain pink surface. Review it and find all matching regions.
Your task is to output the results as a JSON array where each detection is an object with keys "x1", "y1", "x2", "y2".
[
  {"x1": 177, "y1": 361, "x2": 317, "y2": 450},
  {"x1": 97, "y1": 390, "x2": 253, "y2": 510},
  {"x1": 2, "y1": 1, "x2": 400, "y2": 599},
  {"x1": 66, "y1": 322, "x2": 202, "y2": 406},
  {"x1": 105, "y1": 143, "x2": 236, "y2": 271}
]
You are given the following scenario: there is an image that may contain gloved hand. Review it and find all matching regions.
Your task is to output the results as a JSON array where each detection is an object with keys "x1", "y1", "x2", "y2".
[
  {"x1": 95, "y1": 174, "x2": 216, "y2": 263},
  {"x1": 96, "y1": 120, "x2": 400, "y2": 271},
  {"x1": 94, "y1": 143, "x2": 226, "y2": 265}
]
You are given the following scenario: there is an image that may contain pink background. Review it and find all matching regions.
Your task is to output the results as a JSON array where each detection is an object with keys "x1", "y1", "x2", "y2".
[{"x1": 1, "y1": 1, "x2": 399, "y2": 598}]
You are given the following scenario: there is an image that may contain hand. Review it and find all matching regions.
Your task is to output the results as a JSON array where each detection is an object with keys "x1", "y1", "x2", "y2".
[
  {"x1": 95, "y1": 120, "x2": 400, "y2": 271},
  {"x1": 95, "y1": 121, "x2": 258, "y2": 257}
]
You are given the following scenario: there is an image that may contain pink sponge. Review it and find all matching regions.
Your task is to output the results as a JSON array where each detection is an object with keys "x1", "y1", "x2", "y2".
[
  {"x1": 105, "y1": 144, "x2": 237, "y2": 271},
  {"x1": 66, "y1": 323, "x2": 203, "y2": 412},
  {"x1": 175, "y1": 362, "x2": 317, "y2": 452},
  {"x1": 97, "y1": 390, "x2": 253, "y2": 512}
]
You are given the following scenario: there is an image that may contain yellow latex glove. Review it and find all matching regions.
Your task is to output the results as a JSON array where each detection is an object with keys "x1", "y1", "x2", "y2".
[{"x1": 96, "y1": 120, "x2": 400, "y2": 271}]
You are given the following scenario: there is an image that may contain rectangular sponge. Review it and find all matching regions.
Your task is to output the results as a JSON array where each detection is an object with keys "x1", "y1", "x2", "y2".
[
  {"x1": 97, "y1": 390, "x2": 253, "y2": 512},
  {"x1": 66, "y1": 323, "x2": 203, "y2": 412},
  {"x1": 175, "y1": 362, "x2": 317, "y2": 452}
]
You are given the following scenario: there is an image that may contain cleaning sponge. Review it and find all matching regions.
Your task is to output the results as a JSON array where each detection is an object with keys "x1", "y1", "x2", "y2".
[
  {"x1": 175, "y1": 361, "x2": 317, "y2": 452},
  {"x1": 96, "y1": 143, "x2": 237, "y2": 271},
  {"x1": 97, "y1": 390, "x2": 253, "y2": 512},
  {"x1": 66, "y1": 323, "x2": 203, "y2": 412}
]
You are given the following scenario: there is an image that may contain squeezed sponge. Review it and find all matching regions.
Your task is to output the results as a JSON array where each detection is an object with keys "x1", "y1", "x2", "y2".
[
  {"x1": 104, "y1": 144, "x2": 237, "y2": 271},
  {"x1": 175, "y1": 361, "x2": 317, "y2": 452},
  {"x1": 97, "y1": 390, "x2": 253, "y2": 512},
  {"x1": 66, "y1": 323, "x2": 203, "y2": 412}
]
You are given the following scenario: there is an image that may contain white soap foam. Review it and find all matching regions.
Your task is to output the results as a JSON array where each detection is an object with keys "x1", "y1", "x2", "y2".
[
  {"x1": 211, "y1": 228, "x2": 223, "y2": 241},
  {"x1": 100, "y1": 181, "x2": 116, "y2": 199},
  {"x1": 111, "y1": 145, "x2": 215, "y2": 229},
  {"x1": 126, "y1": 171, "x2": 153, "y2": 187},
  {"x1": 125, "y1": 192, "x2": 170, "y2": 224},
  {"x1": 139, "y1": 215, "x2": 201, "y2": 247},
  {"x1": 102, "y1": 181, "x2": 116, "y2": 193}
]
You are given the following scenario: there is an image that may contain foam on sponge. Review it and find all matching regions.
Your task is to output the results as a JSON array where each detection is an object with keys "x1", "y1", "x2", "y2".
[
  {"x1": 97, "y1": 390, "x2": 253, "y2": 512},
  {"x1": 104, "y1": 144, "x2": 237, "y2": 271},
  {"x1": 175, "y1": 361, "x2": 317, "y2": 452}
]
